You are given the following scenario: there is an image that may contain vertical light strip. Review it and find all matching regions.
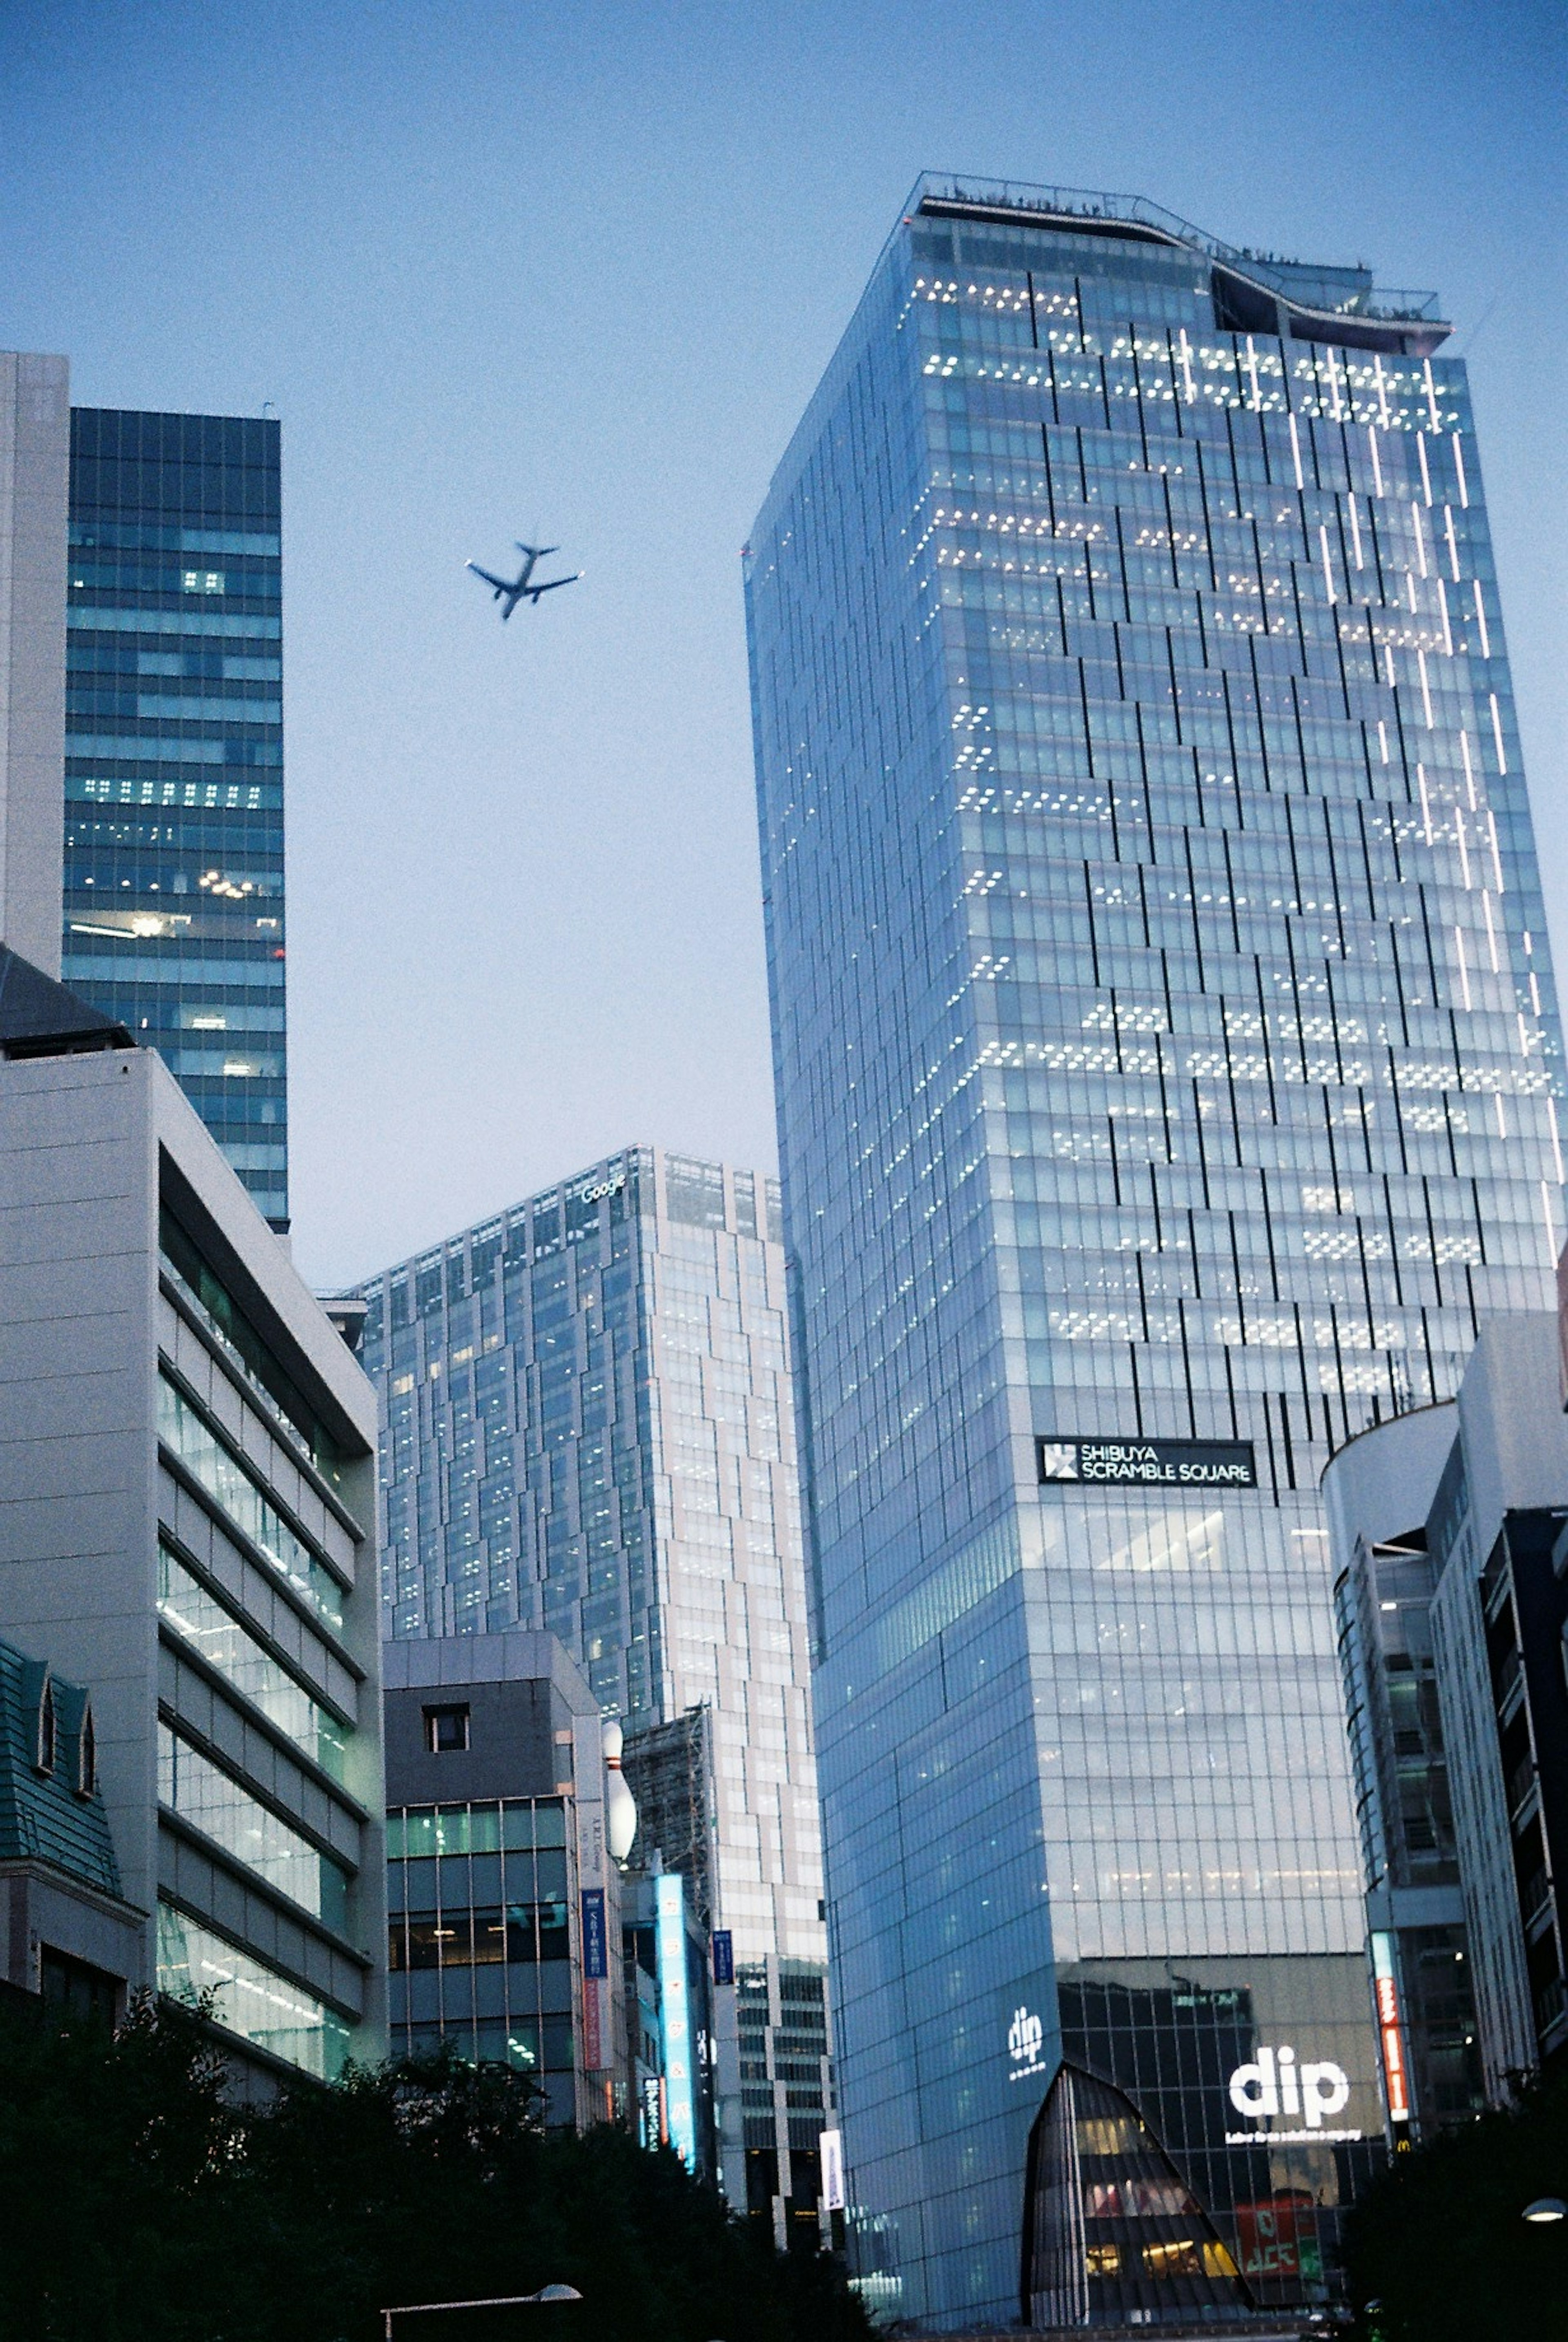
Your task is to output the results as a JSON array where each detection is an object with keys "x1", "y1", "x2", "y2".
[
  {"x1": 1416, "y1": 431, "x2": 1434, "y2": 505},
  {"x1": 1490, "y1": 693, "x2": 1507, "y2": 773},
  {"x1": 1452, "y1": 433, "x2": 1469, "y2": 507},
  {"x1": 1418, "y1": 650, "x2": 1434, "y2": 729},
  {"x1": 1288, "y1": 411, "x2": 1305, "y2": 490},
  {"x1": 1244, "y1": 335, "x2": 1261, "y2": 411},
  {"x1": 1411, "y1": 504, "x2": 1429, "y2": 578},
  {"x1": 1176, "y1": 328, "x2": 1196, "y2": 403},
  {"x1": 1548, "y1": 1098, "x2": 1566, "y2": 1187},
  {"x1": 1347, "y1": 495, "x2": 1364, "y2": 570},
  {"x1": 1318, "y1": 525, "x2": 1337, "y2": 606},
  {"x1": 1444, "y1": 507, "x2": 1461, "y2": 579},
  {"x1": 1487, "y1": 808, "x2": 1505, "y2": 893},
  {"x1": 1454, "y1": 809, "x2": 1472, "y2": 890},
  {"x1": 1495, "y1": 1093, "x2": 1509, "y2": 1140},
  {"x1": 1472, "y1": 580, "x2": 1491, "y2": 659},
  {"x1": 1436, "y1": 578, "x2": 1453, "y2": 656},
  {"x1": 1373, "y1": 356, "x2": 1392, "y2": 428},
  {"x1": 1368, "y1": 427, "x2": 1385, "y2": 497},
  {"x1": 1481, "y1": 889, "x2": 1500, "y2": 972},
  {"x1": 1418, "y1": 765, "x2": 1434, "y2": 847},
  {"x1": 1541, "y1": 1182, "x2": 1558, "y2": 1268},
  {"x1": 1423, "y1": 359, "x2": 1441, "y2": 432},
  {"x1": 1455, "y1": 928, "x2": 1472, "y2": 1011},
  {"x1": 1325, "y1": 346, "x2": 1344, "y2": 420}
]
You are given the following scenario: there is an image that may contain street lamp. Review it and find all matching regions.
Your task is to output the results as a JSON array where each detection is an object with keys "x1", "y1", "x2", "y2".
[
  {"x1": 1522, "y1": 2199, "x2": 1568, "y2": 2224},
  {"x1": 382, "y1": 2285, "x2": 584, "y2": 2338}
]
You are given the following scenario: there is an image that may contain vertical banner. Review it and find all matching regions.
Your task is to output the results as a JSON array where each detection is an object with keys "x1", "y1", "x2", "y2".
[
  {"x1": 711, "y1": 1928, "x2": 734, "y2": 1985},
  {"x1": 1371, "y1": 1932, "x2": 1410, "y2": 2128},
  {"x1": 819, "y1": 2126, "x2": 845, "y2": 2212},
  {"x1": 581, "y1": 1888, "x2": 608, "y2": 2072}
]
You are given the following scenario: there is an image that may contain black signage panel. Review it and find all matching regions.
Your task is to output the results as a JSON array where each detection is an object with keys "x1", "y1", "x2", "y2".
[{"x1": 1036, "y1": 1436, "x2": 1257, "y2": 1489}]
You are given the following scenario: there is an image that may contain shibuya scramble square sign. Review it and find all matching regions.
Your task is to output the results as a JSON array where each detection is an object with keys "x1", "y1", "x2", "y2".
[{"x1": 1037, "y1": 1437, "x2": 1258, "y2": 1490}]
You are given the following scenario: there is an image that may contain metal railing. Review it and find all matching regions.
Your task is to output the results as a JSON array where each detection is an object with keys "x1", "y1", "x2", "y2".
[{"x1": 915, "y1": 173, "x2": 1444, "y2": 322}]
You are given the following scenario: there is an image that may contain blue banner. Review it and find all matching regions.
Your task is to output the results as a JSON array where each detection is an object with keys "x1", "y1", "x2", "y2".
[
  {"x1": 711, "y1": 1929, "x2": 734, "y2": 1984},
  {"x1": 581, "y1": 1888, "x2": 608, "y2": 1979}
]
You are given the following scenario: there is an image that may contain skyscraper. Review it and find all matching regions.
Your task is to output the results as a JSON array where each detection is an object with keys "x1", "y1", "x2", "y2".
[
  {"x1": 746, "y1": 176, "x2": 1564, "y2": 2324},
  {"x1": 63, "y1": 409, "x2": 287, "y2": 1228},
  {"x1": 354, "y1": 1147, "x2": 833, "y2": 2233}
]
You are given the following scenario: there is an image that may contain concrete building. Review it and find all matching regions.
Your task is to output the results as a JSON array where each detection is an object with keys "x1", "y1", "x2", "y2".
[
  {"x1": 0, "y1": 351, "x2": 68, "y2": 976},
  {"x1": 354, "y1": 1148, "x2": 833, "y2": 2233},
  {"x1": 0, "y1": 942, "x2": 383, "y2": 2082},
  {"x1": 746, "y1": 174, "x2": 1561, "y2": 2324},
  {"x1": 383, "y1": 1631, "x2": 627, "y2": 2133},
  {"x1": 1325, "y1": 1315, "x2": 1568, "y2": 2110}
]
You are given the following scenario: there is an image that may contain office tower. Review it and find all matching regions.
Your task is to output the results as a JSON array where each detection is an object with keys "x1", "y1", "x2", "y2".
[
  {"x1": 746, "y1": 175, "x2": 1564, "y2": 2324},
  {"x1": 1327, "y1": 1315, "x2": 1568, "y2": 2105},
  {"x1": 1327, "y1": 1404, "x2": 1486, "y2": 2139},
  {"x1": 0, "y1": 352, "x2": 68, "y2": 974},
  {"x1": 383, "y1": 1632, "x2": 632, "y2": 2133},
  {"x1": 63, "y1": 409, "x2": 287, "y2": 1228},
  {"x1": 0, "y1": 945, "x2": 383, "y2": 2082},
  {"x1": 355, "y1": 1147, "x2": 833, "y2": 2232}
]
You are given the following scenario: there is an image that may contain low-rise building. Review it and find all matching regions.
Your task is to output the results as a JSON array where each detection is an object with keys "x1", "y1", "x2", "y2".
[
  {"x1": 383, "y1": 1631, "x2": 626, "y2": 2132},
  {"x1": 0, "y1": 1629, "x2": 142, "y2": 2017}
]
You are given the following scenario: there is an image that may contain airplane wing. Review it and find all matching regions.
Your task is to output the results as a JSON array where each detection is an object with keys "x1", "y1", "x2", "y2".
[
  {"x1": 466, "y1": 562, "x2": 511, "y2": 593},
  {"x1": 526, "y1": 574, "x2": 581, "y2": 599}
]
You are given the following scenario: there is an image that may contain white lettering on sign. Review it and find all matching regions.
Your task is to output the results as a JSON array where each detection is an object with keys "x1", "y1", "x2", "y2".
[
  {"x1": 571, "y1": 1172, "x2": 626, "y2": 1206},
  {"x1": 1227, "y1": 2044, "x2": 1356, "y2": 2138}
]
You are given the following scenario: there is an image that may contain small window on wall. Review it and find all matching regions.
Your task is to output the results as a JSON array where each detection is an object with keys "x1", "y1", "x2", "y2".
[
  {"x1": 77, "y1": 1704, "x2": 97, "y2": 1798},
  {"x1": 36, "y1": 1678, "x2": 56, "y2": 1776},
  {"x1": 423, "y1": 1704, "x2": 470, "y2": 1753}
]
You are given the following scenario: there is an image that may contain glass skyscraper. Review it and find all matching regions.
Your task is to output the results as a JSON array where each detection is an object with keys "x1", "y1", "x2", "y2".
[
  {"x1": 354, "y1": 1147, "x2": 832, "y2": 2230},
  {"x1": 63, "y1": 410, "x2": 287, "y2": 1227},
  {"x1": 746, "y1": 176, "x2": 1564, "y2": 2325}
]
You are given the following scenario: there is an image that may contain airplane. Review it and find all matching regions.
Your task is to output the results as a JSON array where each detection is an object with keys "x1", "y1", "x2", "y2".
[{"x1": 465, "y1": 542, "x2": 581, "y2": 619}]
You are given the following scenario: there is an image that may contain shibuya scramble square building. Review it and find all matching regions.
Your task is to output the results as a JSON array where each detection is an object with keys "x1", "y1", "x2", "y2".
[{"x1": 745, "y1": 178, "x2": 1564, "y2": 2324}]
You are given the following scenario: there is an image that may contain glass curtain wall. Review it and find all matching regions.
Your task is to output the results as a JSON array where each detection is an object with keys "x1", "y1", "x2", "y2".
[
  {"x1": 745, "y1": 176, "x2": 1564, "y2": 2323},
  {"x1": 65, "y1": 409, "x2": 287, "y2": 1226}
]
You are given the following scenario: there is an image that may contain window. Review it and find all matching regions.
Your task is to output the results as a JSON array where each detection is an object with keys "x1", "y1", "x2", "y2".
[
  {"x1": 36, "y1": 1678, "x2": 56, "y2": 1776},
  {"x1": 424, "y1": 1704, "x2": 470, "y2": 1754},
  {"x1": 76, "y1": 1703, "x2": 97, "y2": 1798}
]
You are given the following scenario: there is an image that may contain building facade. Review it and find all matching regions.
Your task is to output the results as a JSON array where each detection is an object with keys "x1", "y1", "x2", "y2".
[
  {"x1": 0, "y1": 947, "x2": 383, "y2": 2084},
  {"x1": 0, "y1": 351, "x2": 69, "y2": 976},
  {"x1": 354, "y1": 1147, "x2": 831, "y2": 2231},
  {"x1": 1326, "y1": 1402, "x2": 1486, "y2": 2140},
  {"x1": 63, "y1": 408, "x2": 287, "y2": 1228},
  {"x1": 1326, "y1": 1315, "x2": 1568, "y2": 2107},
  {"x1": 746, "y1": 176, "x2": 1564, "y2": 2324},
  {"x1": 383, "y1": 1631, "x2": 628, "y2": 2133},
  {"x1": 0, "y1": 1627, "x2": 143, "y2": 2020}
]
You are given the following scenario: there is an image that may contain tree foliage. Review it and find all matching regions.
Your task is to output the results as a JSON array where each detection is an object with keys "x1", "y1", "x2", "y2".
[
  {"x1": 0, "y1": 1995, "x2": 872, "y2": 2342},
  {"x1": 1343, "y1": 2065, "x2": 1568, "y2": 2341}
]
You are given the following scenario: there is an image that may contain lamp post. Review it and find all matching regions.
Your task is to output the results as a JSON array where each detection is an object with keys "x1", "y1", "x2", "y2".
[{"x1": 381, "y1": 2285, "x2": 583, "y2": 2339}]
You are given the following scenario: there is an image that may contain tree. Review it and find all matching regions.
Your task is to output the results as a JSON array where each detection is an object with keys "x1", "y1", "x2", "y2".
[
  {"x1": 0, "y1": 2001, "x2": 873, "y2": 2342},
  {"x1": 1343, "y1": 2067, "x2": 1568, "y2": 2340}
]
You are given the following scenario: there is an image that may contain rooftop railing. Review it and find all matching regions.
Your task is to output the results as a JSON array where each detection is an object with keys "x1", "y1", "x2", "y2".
[{"x1": 915, "y1": 173, "x2": 1444, "y2": 323}]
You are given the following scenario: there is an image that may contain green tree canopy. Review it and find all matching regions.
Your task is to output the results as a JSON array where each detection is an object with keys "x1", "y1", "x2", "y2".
[
  {"x1": 1345, "y1": 2066, "x2": 1568, "y2": 2341},
  {"x1": 0, "y1": 1994, "x2": 871, "y2": 2342}
]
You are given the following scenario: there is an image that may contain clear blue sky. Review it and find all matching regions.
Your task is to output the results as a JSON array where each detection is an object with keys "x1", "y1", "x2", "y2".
[{"x1": 2, "y1": 0, "x2": 1562, "y2": 1286}]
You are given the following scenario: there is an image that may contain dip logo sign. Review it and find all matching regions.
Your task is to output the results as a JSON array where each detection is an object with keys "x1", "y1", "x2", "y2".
[
  {"x1": 1225, "y1": 2045, "x2": 1360, "y2": 2144},
  {"x1": 1007, "y1": 2004, "x2": 1050, "y2": 2084}
]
